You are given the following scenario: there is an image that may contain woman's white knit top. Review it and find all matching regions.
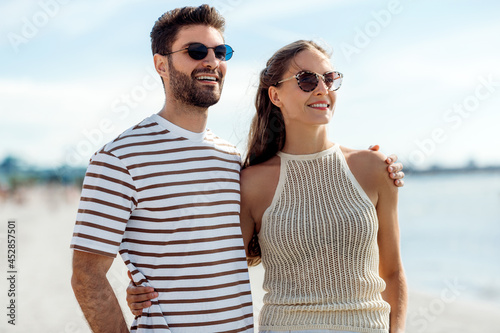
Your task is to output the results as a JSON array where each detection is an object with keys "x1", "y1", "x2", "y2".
[{"x1": 258, "y1": 144, "x2": 390, "y2": 333}]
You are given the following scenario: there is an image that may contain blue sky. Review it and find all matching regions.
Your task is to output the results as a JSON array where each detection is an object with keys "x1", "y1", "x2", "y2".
[{"x1": 1, "y1": 0, "x2": 499, "y2": 169}]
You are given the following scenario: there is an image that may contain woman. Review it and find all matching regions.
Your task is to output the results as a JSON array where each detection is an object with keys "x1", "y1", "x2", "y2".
[
  {"x1": 127, "y1": 40, "x2": 407, "y2": 333},
  {"x1": 239, "y1": 40, "x2": 407, "y2": 332}
]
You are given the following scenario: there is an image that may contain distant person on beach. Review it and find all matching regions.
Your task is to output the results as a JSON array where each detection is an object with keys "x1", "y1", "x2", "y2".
[{"x1": 70, "y1": 5, "x2": 405, "y2": 333}]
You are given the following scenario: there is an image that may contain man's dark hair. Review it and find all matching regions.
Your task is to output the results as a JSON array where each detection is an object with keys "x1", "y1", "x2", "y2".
[{"x1": 150, "y1": 4, "x2": 225, "y2": 56}]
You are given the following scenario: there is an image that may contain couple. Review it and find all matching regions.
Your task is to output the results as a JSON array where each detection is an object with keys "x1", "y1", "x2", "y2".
[{"x1": 71, "y1": 4, "x2": 407, "y2": 333}]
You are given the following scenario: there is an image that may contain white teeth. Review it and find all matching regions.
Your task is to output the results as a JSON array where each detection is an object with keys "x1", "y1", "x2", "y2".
[
  {"x1": 310, "y1": 103, "x2": 328, "y2": 108},
  {"x1": 196, "y1": 76, "x2": 217, "y2": 81}
]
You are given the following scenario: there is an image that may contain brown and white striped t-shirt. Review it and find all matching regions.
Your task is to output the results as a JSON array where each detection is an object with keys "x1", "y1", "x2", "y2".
[{"x1": 70, "y1": 114, "x2": 253, "y2": 333}]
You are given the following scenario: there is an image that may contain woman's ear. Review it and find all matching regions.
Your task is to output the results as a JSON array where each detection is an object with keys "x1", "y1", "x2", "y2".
[
  {"x1": 153, "y1": 53, "x2": 169, "y2": 83},
  {"x1": 268, "y1": 86, "x2": 283, "y2": 108}
]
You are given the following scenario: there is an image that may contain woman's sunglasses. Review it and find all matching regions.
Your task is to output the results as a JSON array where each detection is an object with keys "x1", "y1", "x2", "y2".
[
  {"x1": 276, "y1": 70, "x2": 343, "y2": 92},
  {"x1": 165, "y1": 43, "x2": 234, "y2": 61}
]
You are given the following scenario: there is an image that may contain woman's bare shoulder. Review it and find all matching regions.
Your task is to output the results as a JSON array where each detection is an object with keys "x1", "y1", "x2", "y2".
[
  {"x1": 240, "y1": 156, "x2": 281, "y2": 218},
  {"x1": 340, "y1": 145, "x2": 386, "y2": 170},
  {"x1": 339, "y1": 145, "x2": 391, "y2": 190},
  {"x1": 241, "y1": 156, "x2": 280, "y2": 196},
  {"x1": 241, "y1": 156, "x2": 280, "y2": 184}
]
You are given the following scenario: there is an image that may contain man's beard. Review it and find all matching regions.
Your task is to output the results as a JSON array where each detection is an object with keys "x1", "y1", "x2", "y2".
[{"x1": 167, "y1": 57, "x2": 224, "y2": 108}]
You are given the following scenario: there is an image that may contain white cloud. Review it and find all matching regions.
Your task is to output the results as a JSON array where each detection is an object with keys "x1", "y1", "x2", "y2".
[
  {"x1": 0, "y1": 71, "x2": 164, "y2": 166},
  {"x1": 223, "y1": 0, "x2": 365, "y2": 26},
  {"x1": 53, "y1": 0, "x2": 140, "y2": 37},
  {"x1": 0, "y1": 1, "x2": 38, "y2": 34}
]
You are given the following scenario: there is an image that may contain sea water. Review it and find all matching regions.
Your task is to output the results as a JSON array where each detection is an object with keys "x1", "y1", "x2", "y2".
[{"x1": 399, "y1": 171, "x2": 500, "y2": 305}]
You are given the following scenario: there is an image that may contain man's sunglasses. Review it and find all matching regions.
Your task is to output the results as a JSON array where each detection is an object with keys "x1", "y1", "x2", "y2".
[
  {"x1": 276, "y1": 70, "x2": 343, "y2": 92},
  {"x1": 164, "y1": 43, "x2": 234, "y2": 61}
]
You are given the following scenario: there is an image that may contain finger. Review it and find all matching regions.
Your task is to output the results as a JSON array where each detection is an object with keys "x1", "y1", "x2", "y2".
[
  {"x1": 127, "y1": 270, "x2": 135, "y2": 284},
  {"x1": 368, "y1": 144, "x2": 380, "y2": 151},
  {"x1": 394, "y1": 179, "x2": 404, "y2": 187},
  {"x1": 388, "y1": 162, "x2": 403, "y2": 173},
  {"x1": 127, "y1": 285, "x2": 155, "y2": 295},
  {"x1": 127, "y1": 292, "x2": 158, "y2": 304},
  {"x1": 390, "y1": 171, "x2": 405, "y2": 180},
  {"x1": 133, "y1": 310, "x2": 143, "y2": 317},
  {"x1": 386, "y1": 154, "x2": 398, "y2": 164},
  {"x1": 129, "y1": 300, "x2": 153, "y2": 310},
  {"x1": 389, "y1": 172, "x2": 404, "y2": 180}
]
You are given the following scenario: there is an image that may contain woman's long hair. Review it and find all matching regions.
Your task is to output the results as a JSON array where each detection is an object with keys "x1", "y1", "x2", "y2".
[{"x1": 244, "y1": 40, "x2": 330, "y2": 266}]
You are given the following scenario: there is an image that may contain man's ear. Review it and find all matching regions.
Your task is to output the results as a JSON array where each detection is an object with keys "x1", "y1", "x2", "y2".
[
  {"x1": 153, "y1": 53, "x2": 168, "y2": 83},
  {"x1": 268, "y1": 86, "x2": 283, "y2": 108}
]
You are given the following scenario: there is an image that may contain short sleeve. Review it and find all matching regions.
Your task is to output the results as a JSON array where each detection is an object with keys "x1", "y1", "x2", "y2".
[{"x1": 70, "y1": 150, "x2": 137, "y2": 257}]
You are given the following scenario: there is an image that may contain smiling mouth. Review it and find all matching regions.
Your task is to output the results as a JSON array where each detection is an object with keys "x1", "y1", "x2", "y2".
[
  {"x1": 196, "y1": 75, "x2": 218, "y2": 83},
  {"x1": 308, "y1": 103, "x2": 330, "y2": 108}
]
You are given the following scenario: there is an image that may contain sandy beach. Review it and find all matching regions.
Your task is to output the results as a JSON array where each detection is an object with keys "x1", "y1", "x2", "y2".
[{"x1": 0, "y1": 185, "x2": 498, "y2": 332}]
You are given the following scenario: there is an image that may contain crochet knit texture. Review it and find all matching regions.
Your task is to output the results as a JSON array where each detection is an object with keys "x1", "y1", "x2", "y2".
[{"x1": 258, "y1": 144, "x2": 390, "y2": 333}]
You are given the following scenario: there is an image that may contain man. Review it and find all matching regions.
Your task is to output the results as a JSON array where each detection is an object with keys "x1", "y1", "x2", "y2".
[{"x1": 71, "y1": 5, "x2": 404, "y2": 333}]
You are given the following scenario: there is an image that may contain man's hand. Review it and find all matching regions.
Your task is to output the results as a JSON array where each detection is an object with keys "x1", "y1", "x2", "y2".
[
  {"x1": 368, "y1": 145, "x2": 405, "y2": 187},
  {"x1": 126, "y1": 271, "x2": 158, "y2": 317}
]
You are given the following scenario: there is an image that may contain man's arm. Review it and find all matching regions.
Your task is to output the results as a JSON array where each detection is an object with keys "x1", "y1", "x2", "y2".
[
  {"x1": 374, "y1": 155, "x2": 408, "y2": 333},
  {"x1": 71, "y1": 250, "x2": 129, "y2": 333}
]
